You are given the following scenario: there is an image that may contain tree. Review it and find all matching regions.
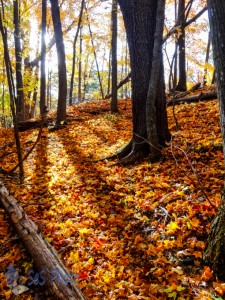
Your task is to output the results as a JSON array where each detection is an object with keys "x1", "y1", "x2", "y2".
[
  {"x1": 40, "y1": 0, "x2": 47, "y2": 115},
  {"x1": 13, "y1": 0, "x2": 25, "y2": 120},
  {"x1": 203, "y1": 1, "x2": 225, "y2": 281},
  {"x1": 0, "y1": 5, "x2": 24, "y2": 180},
  {"x1": 49, "y1": 0, "x2": 67, "y2": 124},
  {"x1": 69, "y1": 0, "x2": 85, "y2": 105},
  {"x1": 111, "y1": 0, "x2": 118, "y2": 113},
  {"x1": 176, "y1": 0, "x2": 187, "y2": 91},
  {"x1": 116, "y1": 0, "x2": 170, "y2": 163}
]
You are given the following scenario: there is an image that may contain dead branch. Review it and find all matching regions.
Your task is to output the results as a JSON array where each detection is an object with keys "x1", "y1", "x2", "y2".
[{"x1": 0, "y1": 180, "x2": 86, "y2": 300}]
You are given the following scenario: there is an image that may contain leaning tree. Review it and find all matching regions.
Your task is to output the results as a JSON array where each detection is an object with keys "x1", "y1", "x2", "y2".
[
  {"x1": 116, "y1": 0, "x2": 171, "y2": 163},
  {"x1": 203, "y1": 1, "x2": 225, "y2": 281}
]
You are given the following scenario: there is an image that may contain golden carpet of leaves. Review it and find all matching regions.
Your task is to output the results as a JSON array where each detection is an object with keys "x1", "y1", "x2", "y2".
[{"x1": 0, "y1": 98, "x2": 225, "y2": 300}]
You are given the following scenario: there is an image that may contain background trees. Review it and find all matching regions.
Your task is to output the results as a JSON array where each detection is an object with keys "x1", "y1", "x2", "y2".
[{"x1": 0, "y1": 0, "x2": 211, "y2": 127}]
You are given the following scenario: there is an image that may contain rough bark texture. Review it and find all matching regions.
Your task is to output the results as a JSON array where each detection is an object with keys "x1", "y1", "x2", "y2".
[
  {"x1": 0, "y1": 181, "x2": 86, "y2": 300},
  {"x1": 117, "y1": 0, "x2": 170, "y2": 162},
  {"x1": 203, "y1": 0, "x2": 225, "y2": 281},
  {"x1": 49, "y1": 0, "x2": 67, "y2": 124},
  {"x1": 146, "y1": 0, "x2": 165, "y2": 160},
  {"x1": 203, "y1": 189, "x2": 225, "y2": 281}
]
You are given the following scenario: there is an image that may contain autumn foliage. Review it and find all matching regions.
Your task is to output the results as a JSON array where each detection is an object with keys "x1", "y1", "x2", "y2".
[{"x1": 0, "y1": 97, "x2": 225, "y2": 299}]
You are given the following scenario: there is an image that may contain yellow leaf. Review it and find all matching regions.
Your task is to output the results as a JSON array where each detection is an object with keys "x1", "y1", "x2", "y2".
[
  {"x1": 79, "y1": 228, "x2": 89, "y2": 234},
  {"x1": 69, "y1": 251, "x2": 79, "y2": 263},
  {"x1": 166, "y1": 221, "x2": 180, "y2": 234},
  {"x1": 88, "y1": 257, "x2": 95, "y2": 264}
]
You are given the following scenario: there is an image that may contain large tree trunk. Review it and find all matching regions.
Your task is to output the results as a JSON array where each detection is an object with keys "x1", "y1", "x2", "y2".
[
  {"x1": 146, "y1": 0, "x2": 166, "y2": 161},
  {"x1": 49, "y1": 0, "x2": 67, "y2": 124},
  {"x1": 0, "y1": 181, "x2": 86, "y2": 300},
  {"x1": 117, "y1": 0, "x2": 170, "y2": 162},
  {"x1": 203, "y1": 0, "x2": 225, "y2": 281}
]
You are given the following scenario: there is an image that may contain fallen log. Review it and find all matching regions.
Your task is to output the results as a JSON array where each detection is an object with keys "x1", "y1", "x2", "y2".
[
  {"x1": 18, "y1": 117, "x2": 84, "y2": 132},
  {"x1": 104, "y1": 72, "x2": 131, "y2": 99},
  {"x1": 18, "y1": 119, "x2": 50, "y2": 131},
  {"x1": 0, "y1": 180, "x2": 86, "y2": 300},
  {"x1": 167, "y1": 90, "x2": 217, "y2": 106}
]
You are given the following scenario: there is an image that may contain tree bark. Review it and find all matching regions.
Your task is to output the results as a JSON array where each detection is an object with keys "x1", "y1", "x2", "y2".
[
  {"x1": 69, "y1": 0, "x2": 85, "y2": 105},
  {"x1": 146, "y1": 0, "x2": 165, "y2": 161},
  {"x1": 0, "y1": 6, "x2": 24, "y2": 180},
  {"x1": 176, "y1": 0, "x2": 187, "y2": 91},
  {"x1": 0, "y1": 181, "x2": 86, "y2": 300},
  {"x1": 111, "y1": 0, "x2": 118, "y2": 113},
  {"x1": 49, "y1": 0, "x2": 67, "y2": 124},
  {"x1": 40, "y1": 0, "x2": 47, "y2": 115},
  {"x1": 203, "y1": 0, "x2": 225, "y2": 281},
  {"x1": 117, "y1": 0, "x2": 170, "y2": 163},
  {"x1": 13, "y1": 0, "x2": 25, "y2": 120}
]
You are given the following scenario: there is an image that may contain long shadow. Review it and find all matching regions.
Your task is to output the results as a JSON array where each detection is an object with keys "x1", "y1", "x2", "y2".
[
  {"x1": 55, "y1": 126, "x2": 158, "y2": 294},
  {"x1": 28, "y1": 130, "x2": 51, "y2": 229}
]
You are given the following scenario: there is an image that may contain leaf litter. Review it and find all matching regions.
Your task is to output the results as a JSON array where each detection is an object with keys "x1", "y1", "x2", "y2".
[{"x1": 0, "y1": 98, "x2": 224, "y2": 299}]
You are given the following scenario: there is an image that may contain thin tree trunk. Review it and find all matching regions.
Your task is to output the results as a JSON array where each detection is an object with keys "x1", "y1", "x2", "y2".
[
  {"x1": 107, "y1": 50, "x2": 111, "y2": 95},
  {"x1": 78, "y1": 26, "x2": 83, "y2": 102},
  {"x1": 85, "y1": 4, "x2": 104, "y2": 99},
  {"x1": 111, "y1": 0, "x2": 118, "y2": 113},
  {"x1": 40, "y1": 0, "x2": 47, "y2": 115},
  {"x1": 176, "y1": 0, "x2": 187, "y2": 91},
  {"x1": 203, "y1": 32, "x2": 211, "y2": 86},
  {"x1": 13, "y1": 0, "x2": 25, "y2": 120},
  {"x1": 69, "y1": 0, "x2": 85, "y2": 105}
]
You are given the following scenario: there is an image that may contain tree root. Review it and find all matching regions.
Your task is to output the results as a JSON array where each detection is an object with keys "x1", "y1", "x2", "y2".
[
  {"x1": 97, "y1": 139, "x2": 133, "y2": 161},
  {"x1": 117, "y1": 149, "x2": 145, "y2": 165}
]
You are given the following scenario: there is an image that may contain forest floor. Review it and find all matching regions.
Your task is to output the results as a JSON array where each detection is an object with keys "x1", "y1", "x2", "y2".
[{"x1": 0, "y1": 96, "x2": 225, "y2": 300}]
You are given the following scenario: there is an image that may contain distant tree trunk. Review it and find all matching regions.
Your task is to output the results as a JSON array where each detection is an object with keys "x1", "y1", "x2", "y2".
[
  {"x1": 203, "y1": 1, "x2": 225, "y2": 281},
  {"x1": 176, "y1": 0, "x2": 187, "y2": 91},
  {"x1": 117, "y1": 0, "x2": 170, "y2": 163},
  {"x1": 40, "y1": 0, "x2": 47, "y2": 115},
  {"x1": 69, "y1": 0, "x2": 85, "y2": 105},
  {"x1": 13, "y1": 0, "x2": 25, "y2": 120},
  {"x1": 173, "y1": 0, "x2": 178, "y2": 90},
  {"x1": 111, "y1": 0, "x2": 118, "y2": 113},
  {"x1": 107, "y1": 50, "x2": 111, "y2": 95},
  {"x1": 85, "y1": 4, "x2": 104, "y2": 99},
  {"x1": 47, "y1": 69, "x2": 52, "y2": 109},
  {"x1": 49, "y1": 0, "x2": 67, "y2": 124},
  {"x1": 78, "y1": 26, "x2": 83, "y2": 102},
  {"x1": 1, "y1": 59, "x2": 5, "y2": 116},
  {"x1": 203, "y1": 32, "x2": 211, "y2": 86}
]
